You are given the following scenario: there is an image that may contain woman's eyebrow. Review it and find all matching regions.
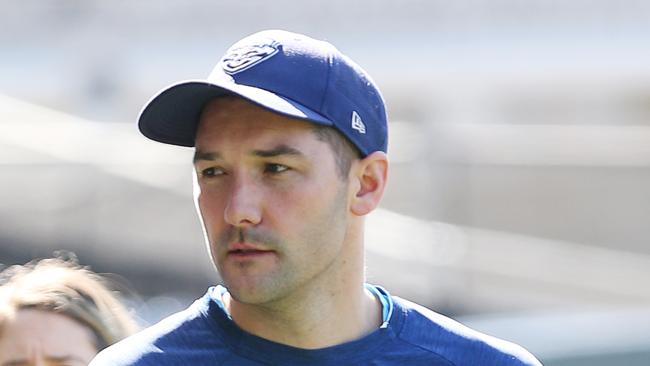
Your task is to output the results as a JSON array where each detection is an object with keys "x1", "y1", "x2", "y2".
[{"x1": 2, "y1": 355, "x2": 86, "y2": 366}]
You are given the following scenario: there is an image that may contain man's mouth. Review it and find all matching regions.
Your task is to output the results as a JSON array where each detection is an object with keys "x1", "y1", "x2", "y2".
[
  {"x1": 227, "y1": 243, "x2": 275, "y2": 259},
  {"x1": 229, "y1": 248, "x2": 269, "y2": 254}
]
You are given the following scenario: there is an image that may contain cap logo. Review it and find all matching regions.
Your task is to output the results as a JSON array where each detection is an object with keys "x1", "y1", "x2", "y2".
[
  {"x1": 221, "y1": 40, "x2": 280, "y2": 75},
  {"x1": 351, "y1": 111, "x2": 366, "y2": 134}
]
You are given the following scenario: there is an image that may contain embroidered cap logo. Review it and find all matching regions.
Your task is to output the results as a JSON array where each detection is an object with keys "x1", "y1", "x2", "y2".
[
  {"x1": 351, "y1": 111, "x2": 366, "y2": 134},
  {"x1": 221, "y1": 40, "x2": 280, "y2": 75}
]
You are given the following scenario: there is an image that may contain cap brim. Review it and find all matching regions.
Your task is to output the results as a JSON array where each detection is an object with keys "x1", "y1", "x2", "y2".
[{"x1": 138, "y1": 80, "x2": 333, "y2": 147}]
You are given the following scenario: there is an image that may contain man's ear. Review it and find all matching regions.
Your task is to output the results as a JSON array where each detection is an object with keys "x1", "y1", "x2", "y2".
[{"x1": 350, "y1": 151, "x2": 388, "y2": 216}]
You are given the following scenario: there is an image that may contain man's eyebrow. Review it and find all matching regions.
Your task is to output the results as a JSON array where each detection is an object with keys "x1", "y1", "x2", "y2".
[
  {"x1": 252, "y1": 145, "x2": 304, "y2": 158},
  {"x1": 193, "y1": 145, "x2": 304, "y2": 163},
  {"x1": 193, "y1": 150, "x2": 221, "y2": 163}
]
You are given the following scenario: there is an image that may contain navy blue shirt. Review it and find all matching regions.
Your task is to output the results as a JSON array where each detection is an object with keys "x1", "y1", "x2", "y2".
[{"x1": 91, "y1": 285, "x2": 541, "y2": 365}]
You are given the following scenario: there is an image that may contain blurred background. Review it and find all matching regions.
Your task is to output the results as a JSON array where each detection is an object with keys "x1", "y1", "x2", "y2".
[{"x1": 1, "y1": 1, "x2": 650, "y2": 364}]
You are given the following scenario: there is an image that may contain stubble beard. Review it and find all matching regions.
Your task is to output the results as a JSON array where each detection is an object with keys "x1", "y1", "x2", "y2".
[{"x1": 213, "y1": 183, "x2": 350, "y2": 307}]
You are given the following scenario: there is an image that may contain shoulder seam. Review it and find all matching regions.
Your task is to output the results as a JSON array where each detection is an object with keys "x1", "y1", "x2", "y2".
[{"x1": 392, "y1": 336, "x2": 457, "y2": 366}]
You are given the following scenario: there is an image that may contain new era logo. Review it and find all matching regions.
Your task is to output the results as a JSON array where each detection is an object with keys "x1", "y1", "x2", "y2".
[{"x1": 351, "y1": 111, "x2": 366, "y2": 134}]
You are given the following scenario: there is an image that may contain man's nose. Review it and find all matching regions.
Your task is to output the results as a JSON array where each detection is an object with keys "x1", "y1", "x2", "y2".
[{"x1": 223, "y1": 176, "x2": 262, "y2": 227}]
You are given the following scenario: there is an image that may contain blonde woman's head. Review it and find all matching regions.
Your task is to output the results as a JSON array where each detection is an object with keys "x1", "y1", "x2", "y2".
[{"x1": 0, "y1": 257, "x2": 139, "y2": 364}]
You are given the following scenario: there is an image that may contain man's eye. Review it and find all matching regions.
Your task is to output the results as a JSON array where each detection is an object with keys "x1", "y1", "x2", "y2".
[
  {"x1": 202, "y1": 167, "x2": 224, "y2": 177},
  {"x1": 265, "y1": 163, "x2": 289, "y2": 174}
]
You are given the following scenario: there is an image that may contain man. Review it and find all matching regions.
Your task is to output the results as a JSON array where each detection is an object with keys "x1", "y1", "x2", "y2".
[{"x1": 91, "y1": 30, "x2": 541, "y2": 365}]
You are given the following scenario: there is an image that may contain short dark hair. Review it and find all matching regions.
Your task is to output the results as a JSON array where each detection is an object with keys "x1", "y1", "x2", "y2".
[{"x1": 312, "y1": 125, "x2": 362, "y2": 179}]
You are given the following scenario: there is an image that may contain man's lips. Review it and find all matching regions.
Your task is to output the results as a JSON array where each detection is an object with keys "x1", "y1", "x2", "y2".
[{"x1": 227, "y1": 242, "x2": 275, "y2": 259}]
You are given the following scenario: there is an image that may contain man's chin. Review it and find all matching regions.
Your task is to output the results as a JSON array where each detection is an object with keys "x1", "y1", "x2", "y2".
[{"x1": 224, "y1": 277, "x2": 287, "y2": 306}]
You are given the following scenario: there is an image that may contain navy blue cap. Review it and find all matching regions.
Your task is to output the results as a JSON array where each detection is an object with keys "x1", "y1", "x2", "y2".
[{"x1": 138, "y1": 30, "x2": 388, "y2": 157}]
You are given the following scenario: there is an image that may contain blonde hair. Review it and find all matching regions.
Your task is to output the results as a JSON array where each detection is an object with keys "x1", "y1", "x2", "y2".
[{"x1": 0, "y1": 257, "x2": 139, "y2": 351}]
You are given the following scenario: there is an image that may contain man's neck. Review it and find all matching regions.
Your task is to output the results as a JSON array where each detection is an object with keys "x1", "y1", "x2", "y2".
[{"x1": 222, "y1": 281, "x2": 382, "y2": 349}]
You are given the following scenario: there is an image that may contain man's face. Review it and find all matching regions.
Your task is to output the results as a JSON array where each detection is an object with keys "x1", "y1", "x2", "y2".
[{"x1": 194, "y1": 97, "x2": 352, "y2": 305}]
